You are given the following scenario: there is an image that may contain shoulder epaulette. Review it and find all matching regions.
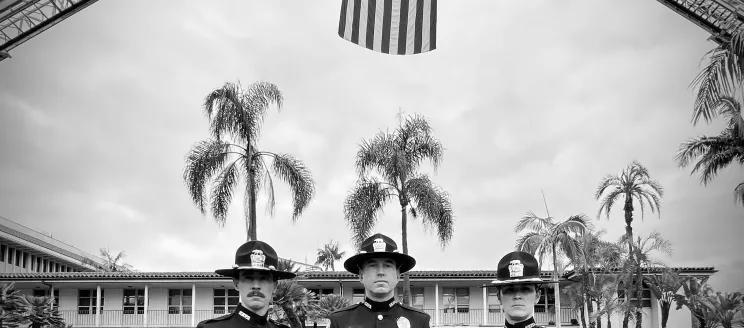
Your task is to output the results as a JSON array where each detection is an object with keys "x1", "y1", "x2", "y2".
[
  {"x1": 397, "y1": 303, "x2": 429, "y2": 316},
  {"x1": 199, "y1": 312, "x2": 232, "y2": 325},
  {"x1": 330, "y1": 302, "x2": 361, "y2": 314}
]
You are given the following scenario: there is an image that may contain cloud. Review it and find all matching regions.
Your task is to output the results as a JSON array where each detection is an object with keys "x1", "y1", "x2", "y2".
[{"x1": 0, "y1": 0, "x2": 741, "y2": 293}]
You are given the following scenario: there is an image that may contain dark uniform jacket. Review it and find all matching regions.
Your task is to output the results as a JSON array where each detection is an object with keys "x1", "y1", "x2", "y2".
[
  {"x1": 197, "y1": 303, "x2": 289, "y2": 328},
  {"x1": 504, "y1": 316, "x2": 544, "y2": 328},
  {"x1": 328, "y1": 297, "x2": 430, "y2": 328}
]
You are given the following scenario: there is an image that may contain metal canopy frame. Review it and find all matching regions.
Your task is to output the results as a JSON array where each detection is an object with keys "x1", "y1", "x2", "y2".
[
  {"x1": 0, "y1": 0, "x2": 98, "y2": 61},
  {"x1": 656, "y1": 0, "x2": 744, "y2": 44}
]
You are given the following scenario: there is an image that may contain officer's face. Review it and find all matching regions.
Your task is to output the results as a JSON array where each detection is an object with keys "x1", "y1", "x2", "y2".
[
  {"x1": 499, "y1": 284, "x2": 541, "y2": 324},
  {"x1": 233, "y1": 271, "x2": 276, "y2": 315},
  {"x1": 359, "y1": 258, "x2": 399, "y2": 300}
]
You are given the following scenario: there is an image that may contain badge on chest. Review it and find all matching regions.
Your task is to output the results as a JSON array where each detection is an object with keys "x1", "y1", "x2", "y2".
[{"x1": 396, "y1": 317, "x2": 410, "y2": 328}]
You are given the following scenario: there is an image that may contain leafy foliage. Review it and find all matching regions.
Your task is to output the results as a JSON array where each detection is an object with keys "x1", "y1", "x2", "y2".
[{"x1": 315, "y1": 240, "x2": 346, "y2": 271}]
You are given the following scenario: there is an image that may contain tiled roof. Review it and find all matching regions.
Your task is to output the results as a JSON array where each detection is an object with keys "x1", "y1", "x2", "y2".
[
  {"x1": 0, "y1": 267, "x2": 716, "y2": 281},
  {"x1": 563, "y1": 266, "x2": 717, "y2": 278}
]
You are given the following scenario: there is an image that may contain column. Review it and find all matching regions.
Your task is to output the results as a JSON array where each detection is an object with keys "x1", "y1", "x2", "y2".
[
  {"x1": 482, "y1": 286, "x2": 487, "y2": 325},
  {"x1": 434, "y1": 283, "x2": 440, "y2": 326},
  {"x1": 191, "y1": 283, "x2": 196, "y2": 327},
  {"x1": 144, "y1": 285, "x2": 149, "y2": 327},
  {"x1": 95, "y1": 285, "x2": 101, "y2": 327}
]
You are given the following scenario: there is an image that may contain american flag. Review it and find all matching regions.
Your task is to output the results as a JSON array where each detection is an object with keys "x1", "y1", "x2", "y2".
[{"x1": 338, "y1": 0, "x2": 437, "y2": 55}]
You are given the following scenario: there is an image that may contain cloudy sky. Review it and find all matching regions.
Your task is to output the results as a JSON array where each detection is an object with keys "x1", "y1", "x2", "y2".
[{"x1": 0, "y1": 0, "x2": 742, "y2": 292}]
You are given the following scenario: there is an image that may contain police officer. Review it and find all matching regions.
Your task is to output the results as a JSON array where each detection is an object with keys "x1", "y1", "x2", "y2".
[
  {"x1": 328, "y1": 233, "x2": 430, "y2": 328},
  {"x1": 197, "y1": 241, "x2": 296, "y2": 328},
  {"x1": 485, "y1": 251, "x2": 558, "y2": 328}
]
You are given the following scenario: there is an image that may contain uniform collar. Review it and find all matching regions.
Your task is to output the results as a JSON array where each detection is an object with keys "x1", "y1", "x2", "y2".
[
  {"x1": 362, "y1": 297, "x2": 398, "y2": 312},
  {"x1": 235, "y1": 303, "x2": 269, "y2": 326},
  {"x1": 505, "y1": 316, "x2": 537, "y2": 328}
]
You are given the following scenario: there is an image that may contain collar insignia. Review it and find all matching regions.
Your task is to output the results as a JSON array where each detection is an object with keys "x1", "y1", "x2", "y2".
[{"x1": 238, "y1": 311, "x2": 251, "y2": 321}]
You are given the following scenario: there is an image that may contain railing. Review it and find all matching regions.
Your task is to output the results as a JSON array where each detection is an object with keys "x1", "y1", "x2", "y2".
[
  {"x1": 58, "y1": 310, "x2": 224, "y2": 327},
  {"x1": 58, "y1": 308, "x2": 577, "y2": 327}
]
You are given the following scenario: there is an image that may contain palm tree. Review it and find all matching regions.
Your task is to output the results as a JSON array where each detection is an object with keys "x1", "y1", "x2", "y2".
[
  {"x1": 690, "y1": 26, "x2": 744, "y2": 136},
  {"x1": 698, "y1": 291, "x2": 744, "y2": 328},
  {"x1": 99, "y1": 248, "x2": 133, "y2": 272},
  {"x1": 674, "y1": 277, "x2": 716, "y2": 328},
  {"x1": 19, "y1": 295, "x2": 66, "y2": 328},
  {"x1": 676, "y1": 96, "x2": 744, "y2": 207},
  {"x1": 514, "y1": 211, "x2": 589, "y2": 328},
  {"x1": 645, "y1": 269, "x2": 684, "y2": 328},
  {"x1": 307, "y1": 294, "x2": 351, "y2": 322},
  {"x1": 595, "y1": 160, "x2": 663, "y2": 328},
  {"x1": 0, "y1": 283, "x2": 23, "y2": 328},
  {"x1": 343, "y1": 114, "x2": 453, "y2": 306},
  {"x1": 315, "y1": 240, "x2": 346, "y2": 271},
  {"x1": 183, "y1": 81, "x2": 316, "y2": 241}
]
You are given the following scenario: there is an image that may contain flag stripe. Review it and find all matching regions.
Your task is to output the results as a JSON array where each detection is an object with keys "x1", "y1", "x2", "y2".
[
  {"x1": 365, "y1": 0, "x2": 376, "y2": 50},
  {"x1": 344, "y1": 0, "x2": 355, "y2": 40},
  {"x1": 338, "y1": 0, "x2": 348, "y2": 37},
  {"x1": 358, "y1": 0, "x2": 369, "y2": 48},
  {"x1": 381, "y1": 0, "x2": 392, "y2": 53},
  {"x1": 405, "y1": 0, "x2": 417, "y2": 54},
  {"x1": 414, "y1": 0, "x2": 423, "y2": 53},
  {"x1": 397, "y1": 0, "x2": 408, "y2": 55},
  {"x1": 373, "y1": 0, "x2": 385, "y2": 51},
  {"x1": 429, "y1": 0, "x2": 436, "y2": 50},
  {"x1": 351, "y1": 0, "x2": 362, "y2": 43},
  {"x1": 421, "y1": 0, "x2": 430, "y2": 52}
]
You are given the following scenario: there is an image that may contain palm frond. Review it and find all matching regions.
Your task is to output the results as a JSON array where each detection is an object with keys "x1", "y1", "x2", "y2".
[
  {"x1": 735, "y1": 182, "x2": 744, "y2": 206},
  {"x1": 691, "y1": 49, "x2": 741, "y2": 125},
  {"x1": 344, "y1": 179, "x2": 395, "y2": 248},
  {"x1": 514, "y1": 211, "x2": 553, "y2": 233},
  {"x1": 203, "y1": 81, "x2": 283, "y2": 144},
  {"x1": 355, "y1": 132, "x2": 398, "y2": 183},
  {"x1": 209, "y1": 160, "x2": 241, "y2": 227},
  {"x1": 514, "y1": 232, "x2": 546, "y2": 254},
  {"x1": 264, "y1": 152, "x2": 316, "y2": 221},
  {"x1": 183, "y1": 139, "x2": 237, "y2": 215},
  {"x1": 404, "y1": 175, "x2": 454, "y2": 247}
]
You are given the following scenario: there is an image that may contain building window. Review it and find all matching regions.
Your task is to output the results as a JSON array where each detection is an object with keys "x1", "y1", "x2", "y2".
[
  {"x1": 78, "y1": 289, "x2": 104, "y2": 314},
  {"x1": 14, "y1": 249, "x2": 20, "y2": 267},
  {"x1": 0, "y1": 244, "x2": 5, "y2": 262},
  {"x1": 487, "y1": 287, "x2": 501, "y2": 313},
  {"x1": 617, "y1": 281, "x2": 652, "y2": 308},
  {"x1": 396, "y1": 287, "x2": 425, "y2": 309},
  {"x1": 21, "y1": 252, "x2": 26, "y2": 268},
  {"x1": 352, "y1": 288, "x2": 365, "y2": 304},
  {"x1": 168, "y1": 289, "x2": 192, "y2": 314},
  {"x1": 307, "y1": 288, "x2": 334, "y2": 304},
  {"x1": 7, "y1": 247, "x2": 13, "y2": 266},
  {"x1": 213, "y1": 289, "x2": 239, "y2": 314},
  {"x1": 442, "y1": 288, "x2": 469, "y2": 313},
  {"x1": 33, "y1": 289, "x2": 60, "y2": 307},
  {"x1": 36, "y1": 257, "x2": 42, "y2": 272},
  {"x1": 123, "y1": 289, "x2": 145, "y2": 314}
]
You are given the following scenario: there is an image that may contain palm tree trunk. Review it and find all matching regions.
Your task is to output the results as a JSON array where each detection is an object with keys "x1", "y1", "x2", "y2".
[
  {"x1": 606, "y1": 316, "x2": 611, "y2": 328},
  {"x1": 247, "y1": 159, "x2": 257, "y2": 241},
  {"x1": 400, "y1": 204, "x2": 412, "y2": 306},
  {"x1": 660, "y1": 301, "x2": 670, "y2": 328},
  {"x1": 582, "y1": 271, "x2": 593, "y2": 328},
  {"x1": 622, "y1": 197, "x2": 634, "y2": 328},
  {"x1": 552, "y1": 245, "x2": 562, "y2": 328},
  {"x1": 596, "y1": 302, "x2": 602, "y2": 328},
  {"x1": 634, "y1": 266, "x2": 643, "y2": 328}
]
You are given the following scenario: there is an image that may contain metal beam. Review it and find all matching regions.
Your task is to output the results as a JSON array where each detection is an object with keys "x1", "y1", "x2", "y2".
[
  {"x1": 0, "y1": 0, "x2": 99, "y2": 60},
  {"x1": 655, "y1": 0, "x2": 744, "y2": 44}
]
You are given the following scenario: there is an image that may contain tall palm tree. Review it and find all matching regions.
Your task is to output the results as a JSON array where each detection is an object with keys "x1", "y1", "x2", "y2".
[
  {"x1": 595, "y1": 160, "x2": 663, "y2": 328},
  {"x1": 315, "y1": 240, "x2": 346, "y2": 271},
  {"x1": 514, "y1": 211, "x2": 589, "y2": 328},
  {"x1": 183, "y1": 81, "x2": 316, "y2": 241},
  {"x1": 344, "y1": 114, "x2": 453, "y2": 305},
  {"x1": 676, "y1": 96, "x2": 744, "y2": 207}
]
